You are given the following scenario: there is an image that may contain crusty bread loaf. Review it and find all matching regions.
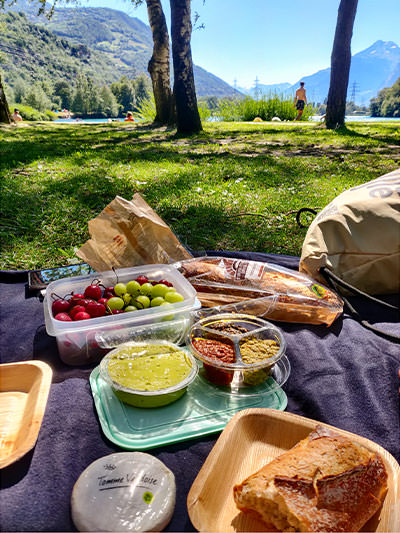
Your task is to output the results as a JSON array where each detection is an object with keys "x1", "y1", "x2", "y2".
[
  {"x1": 177, "y1": 257, "x2": 343, "y2": 325},
  {"x1": 233, "y1": 425, "x2": 388, "y2": 532}
]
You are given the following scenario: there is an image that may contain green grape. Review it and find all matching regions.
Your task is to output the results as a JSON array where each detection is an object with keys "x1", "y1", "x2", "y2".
[
  {"x1": 124, "y1": 305, "x2": 138, "y2": 312},
  {"x1": 126, "y1": 280, "x2": 141, "y2": 296},
  {"x1": 139, "y1": 282, "x2": 153, "y2": 296},
  {"x1": 160, "y1": 302, "x2": 175, "y2": 321},
  {"x1": 164, "y1": 291, "x2": 184, "y2": 303},
  {"x1": 123, "y1": 293, "x2": 132, "y2": 306},
  {"x1": 150, "y1": 283, "x2": 170, "y2": 298},
  {"x1": 135, "y1": 295, "x2": 150, "y2": 309},
  {"x1": 150, "y1": 296, "x2": 165, "y2": 307},
  {"x1": 114, "y1": 283, "x2": 127, "y2": 296},
  {"x1": 107, "y1": 296, "x2": 124, "y2": 310}
]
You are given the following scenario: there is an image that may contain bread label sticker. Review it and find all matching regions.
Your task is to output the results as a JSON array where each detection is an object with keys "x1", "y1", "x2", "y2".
[
  {"x1": 225, "y1": 260, "x2": 265, "y2": 281},
  {"x1": 311, "y1": 284, "x2": 325, "y2": 298}
]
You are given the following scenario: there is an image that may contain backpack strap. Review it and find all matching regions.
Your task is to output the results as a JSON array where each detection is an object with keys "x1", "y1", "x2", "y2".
[{"x1": 320, "y1": 266, "x2": 400, "y2": 344}]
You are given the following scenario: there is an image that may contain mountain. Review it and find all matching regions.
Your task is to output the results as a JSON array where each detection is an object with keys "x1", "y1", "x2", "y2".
[
  {"x1": 239, "y1": 41, "x2": 400, "y2": 106},
  {"x1": 1, "y1": 2, "x2": 241, "y2": 98},
  {"x1": 238, "y1": 82, "x2": 291, "y2": 97},
  {"x1": 290, "y1": 41, "x2": 400, "y2": 105}
]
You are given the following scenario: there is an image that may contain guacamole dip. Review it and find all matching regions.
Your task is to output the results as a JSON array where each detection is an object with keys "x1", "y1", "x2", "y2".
[{"x1": 107, "y1": 344, "x2": 193, "y2": 391}]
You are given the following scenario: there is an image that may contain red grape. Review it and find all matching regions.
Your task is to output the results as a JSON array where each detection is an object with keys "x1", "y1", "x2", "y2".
[
  {"x1": 69, "y1": 305, "x2": 86, "y2": 319},
  {"x1": 84, "y1": 284, "x2": 102, "y2": 300},
  {"x1": 135, "y1": 275, "x2": 149, "y2": 285},
  {"x1": 73, "y1": 311, "x2": 91, "y2": 321},
  {"x1": 52, "y1": 298, "x2": 71, "y2": 315},
  {"x1": 86, "y1": 301, "x2": 106, "y2": 318},
  {"x1": 159, "y1": 279, "x2": 173, "y2": 287},
  {"x1": 55, "y1": 312, "x2": 73, "y2": 321}
]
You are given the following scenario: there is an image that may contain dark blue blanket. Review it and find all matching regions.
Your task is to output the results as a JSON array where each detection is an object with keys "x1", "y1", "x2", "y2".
[{"x1": 1, "y1": 251, "x2": 399, "y2": 532}]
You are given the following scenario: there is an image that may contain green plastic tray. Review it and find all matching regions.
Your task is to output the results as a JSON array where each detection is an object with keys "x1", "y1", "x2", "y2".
[{"x1": 90, "y1": 357, "x2": 288, "y2": 450}]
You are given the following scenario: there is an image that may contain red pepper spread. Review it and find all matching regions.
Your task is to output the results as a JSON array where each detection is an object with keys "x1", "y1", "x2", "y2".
[{"x1": 192, "y1": 338, "x2": 235, "y2": 363}]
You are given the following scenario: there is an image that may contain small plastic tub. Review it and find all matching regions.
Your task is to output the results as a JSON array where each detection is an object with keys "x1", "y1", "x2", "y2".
[
  {"x1": 187, "y1": 313, "x2": 286, "y2": 392},
  {"x1": 43, "y1": 264, "x2": 200, "y2": 366},
  {"x1": 99, "y1": 341, "x2": 198, "y2": 408}
]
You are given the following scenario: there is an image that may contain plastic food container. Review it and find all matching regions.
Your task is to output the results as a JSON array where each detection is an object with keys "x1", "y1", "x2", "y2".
[
  {"x1": 43, "y1": 264, "x2": 200, "y2": 366},
  {"x1": 187, "y1": 313, "x2": 286, "y2": 391},
  {"x1": 99, "y1": 341, "x2": 198, "y2": 408}
]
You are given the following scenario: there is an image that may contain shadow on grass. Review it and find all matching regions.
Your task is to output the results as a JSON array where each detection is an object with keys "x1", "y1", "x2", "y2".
[
  {"x1": 2, "y1": 122, "x2": 398, "y2": 176},
  {"x1": 330, "y1": 124, "x2": 400, "y2": 146},
  {"x1": 2, "y1": 120, "x2": 400, "y2": 168}
]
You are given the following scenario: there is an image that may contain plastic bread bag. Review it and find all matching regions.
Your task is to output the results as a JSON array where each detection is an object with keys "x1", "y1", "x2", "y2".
[
  {"x1": 191, "y1": 294, "x2": 279, "y2": 322},
  {"x1": 174, "y1": 256, "x2": 343, "y2": 326}
]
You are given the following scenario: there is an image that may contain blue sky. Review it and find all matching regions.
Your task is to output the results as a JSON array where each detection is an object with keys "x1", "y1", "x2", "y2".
[{"x1": 77, "y1": 0, "x2": 400, "y2": 88}]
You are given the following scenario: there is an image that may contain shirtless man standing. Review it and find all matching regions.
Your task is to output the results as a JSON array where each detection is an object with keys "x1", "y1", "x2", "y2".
[{"x1": 294, "y1": 82, "x2": 307, "y2": 121}]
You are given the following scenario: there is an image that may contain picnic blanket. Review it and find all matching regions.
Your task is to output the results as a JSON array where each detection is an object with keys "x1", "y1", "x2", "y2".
[{"x1": 1, "y1": 251, "x2": 399, "y2": 532}]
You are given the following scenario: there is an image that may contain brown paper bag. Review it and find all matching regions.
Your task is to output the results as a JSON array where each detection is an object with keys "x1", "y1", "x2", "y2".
[{"x1": 76, "y1": 193, "x2": 192, "y2": 271}]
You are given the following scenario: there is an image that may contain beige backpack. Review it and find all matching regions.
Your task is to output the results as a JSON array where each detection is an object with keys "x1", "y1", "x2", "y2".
[
  {"x1": 300, "y1": 168, "x2": 399, "y2": 342},
  {"x1": 300, "y1": 168, "x2": 400, "y2": 295}
]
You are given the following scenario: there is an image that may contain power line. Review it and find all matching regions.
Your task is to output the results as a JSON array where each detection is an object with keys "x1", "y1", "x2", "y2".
[
  {"x1": 253, "y1": 76, "x2": 260, "y2": 100},
  {"x1": 349, "y1": 81, "x2": 359, "y2": 103}
]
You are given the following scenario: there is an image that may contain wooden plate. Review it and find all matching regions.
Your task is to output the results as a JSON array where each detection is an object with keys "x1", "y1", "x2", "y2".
[
  {"x1": 187, "y1": 408, "x2": 400, "y2": 532},
  {"x1": 0, "y1": 361, "x2": 52, "y2": 468}
]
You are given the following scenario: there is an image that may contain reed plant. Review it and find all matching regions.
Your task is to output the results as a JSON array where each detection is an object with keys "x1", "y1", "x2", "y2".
[
  {"x1": 216, "y1": 93, "x2": 314, "y2": 122},
  {"x1": 134, "y1": 95, "x2": 156, "y2": 122},
  {"x1": 133, "y1": 96, "x2": 211, "y2": 122}
]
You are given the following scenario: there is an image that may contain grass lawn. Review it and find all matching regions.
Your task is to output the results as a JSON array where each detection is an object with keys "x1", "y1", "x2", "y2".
[{"x1": 1, "y1": 120, "x2": 399, "y2": 270}]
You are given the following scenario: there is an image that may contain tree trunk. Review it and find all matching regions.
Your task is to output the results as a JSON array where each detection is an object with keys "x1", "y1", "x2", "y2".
[
  {"x1": 146, "y1": 0, "x2": 175, "y2": 125},
  {"x1": 0, "y1": 75, "x2": 12, "y2": 124},
  {"x1": 170, "y1": 0, "x2": 202, "y2": 134},
  {"x1": 325, "y1": 0, "x2": 358, "y2": 129}
]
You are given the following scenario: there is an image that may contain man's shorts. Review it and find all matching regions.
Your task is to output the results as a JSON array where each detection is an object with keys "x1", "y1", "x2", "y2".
[{"x1": 296, "y1": 100, "x2": 305, "y2": 110}]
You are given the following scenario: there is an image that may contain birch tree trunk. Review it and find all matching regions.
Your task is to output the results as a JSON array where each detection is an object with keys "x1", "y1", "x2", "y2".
[
  {"x1": 0, "y1": 74, "x2": 12, "y2": 124},
  {"x1": 146, "y1": 0, "x2": 175, "y2": 124},
  {"x1": 170, "y1": 0, "x2": 202, "y2": 134},
  {"x1": 325, "y1": 0, "x2": 358, "y2": 129}
]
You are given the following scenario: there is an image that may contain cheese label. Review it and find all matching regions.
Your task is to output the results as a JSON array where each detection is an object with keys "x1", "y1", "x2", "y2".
[{"x1": 71, "y1": 452, "x2": 176, "y2": 532}]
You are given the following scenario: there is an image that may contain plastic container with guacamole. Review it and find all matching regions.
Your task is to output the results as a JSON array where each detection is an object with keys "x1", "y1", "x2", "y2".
[{"x1": 100, "y1": 341, "x2": 198, "y2": 408}]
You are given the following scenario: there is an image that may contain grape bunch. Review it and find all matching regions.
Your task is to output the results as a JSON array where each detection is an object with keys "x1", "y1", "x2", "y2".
[{"x1": 52, "y1": 275, "x2": 185, "y2": 321}]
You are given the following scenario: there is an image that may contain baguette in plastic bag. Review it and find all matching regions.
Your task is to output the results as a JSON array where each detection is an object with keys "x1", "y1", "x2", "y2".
[{"x1": 175, "y1": 256, "x2": 343, "y2": 326}]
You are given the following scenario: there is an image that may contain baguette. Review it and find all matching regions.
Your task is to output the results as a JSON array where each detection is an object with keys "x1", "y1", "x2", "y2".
[
  {"x1": 176, "y1": 257, "x2": 343, "y2": 325},
  {"x1": 233, "y1": 425, "x2": 388, "y2": 532}
]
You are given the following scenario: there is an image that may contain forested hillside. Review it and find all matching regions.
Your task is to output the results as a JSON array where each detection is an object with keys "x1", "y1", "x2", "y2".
[
  {"x1": 35, "y1": 6, "x2": 153, "y2": 78},
  {"x1": 1, "y1": 11, "x2": 120, "y2": 88},
  {"x1": 1, "y1": 4, "x2": 241, "y2": 99},
  {"x1": 370, "y1": 77, "x2": 400, "y2": 117}
]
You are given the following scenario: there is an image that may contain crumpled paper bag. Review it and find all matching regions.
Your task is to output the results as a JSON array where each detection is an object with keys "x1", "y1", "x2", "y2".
[{"x1": 76, "y1": 193, "x2": 192, "y2": 271}]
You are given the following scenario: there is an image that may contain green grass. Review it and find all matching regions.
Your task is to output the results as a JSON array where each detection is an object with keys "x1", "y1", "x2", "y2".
[{"x1": 1, "y1": 120, "x2": 399, "y2": 270}]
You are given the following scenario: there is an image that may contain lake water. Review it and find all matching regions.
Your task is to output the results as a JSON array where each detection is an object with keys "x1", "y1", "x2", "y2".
[
  {"x1": 55, "y1": 118, "x2": 125, "y2": 123},
  {"x1": 54, "y1": 116, "x2": 400, "y2": 124},
  {"x1": 311, "y1": 115, "x2": 400, "y2": 122}
]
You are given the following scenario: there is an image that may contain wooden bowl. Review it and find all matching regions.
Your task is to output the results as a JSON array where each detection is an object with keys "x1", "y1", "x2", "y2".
[
  {"x1": 0, "y1": 361, "x2": 52, "y2": 468},
  {"x1": 187, "y1": 408, "x2": 400, "y2": 532}
]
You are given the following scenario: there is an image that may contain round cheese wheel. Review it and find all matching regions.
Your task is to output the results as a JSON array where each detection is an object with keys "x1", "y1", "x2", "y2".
[{"x1": 71, "y1": 452, "x2": 176, "y2": 532}]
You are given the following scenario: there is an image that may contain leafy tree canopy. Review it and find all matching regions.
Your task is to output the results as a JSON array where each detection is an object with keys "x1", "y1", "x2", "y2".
[{"x1": 370, "y1": 77, "x2": 400, "y2": 117}]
